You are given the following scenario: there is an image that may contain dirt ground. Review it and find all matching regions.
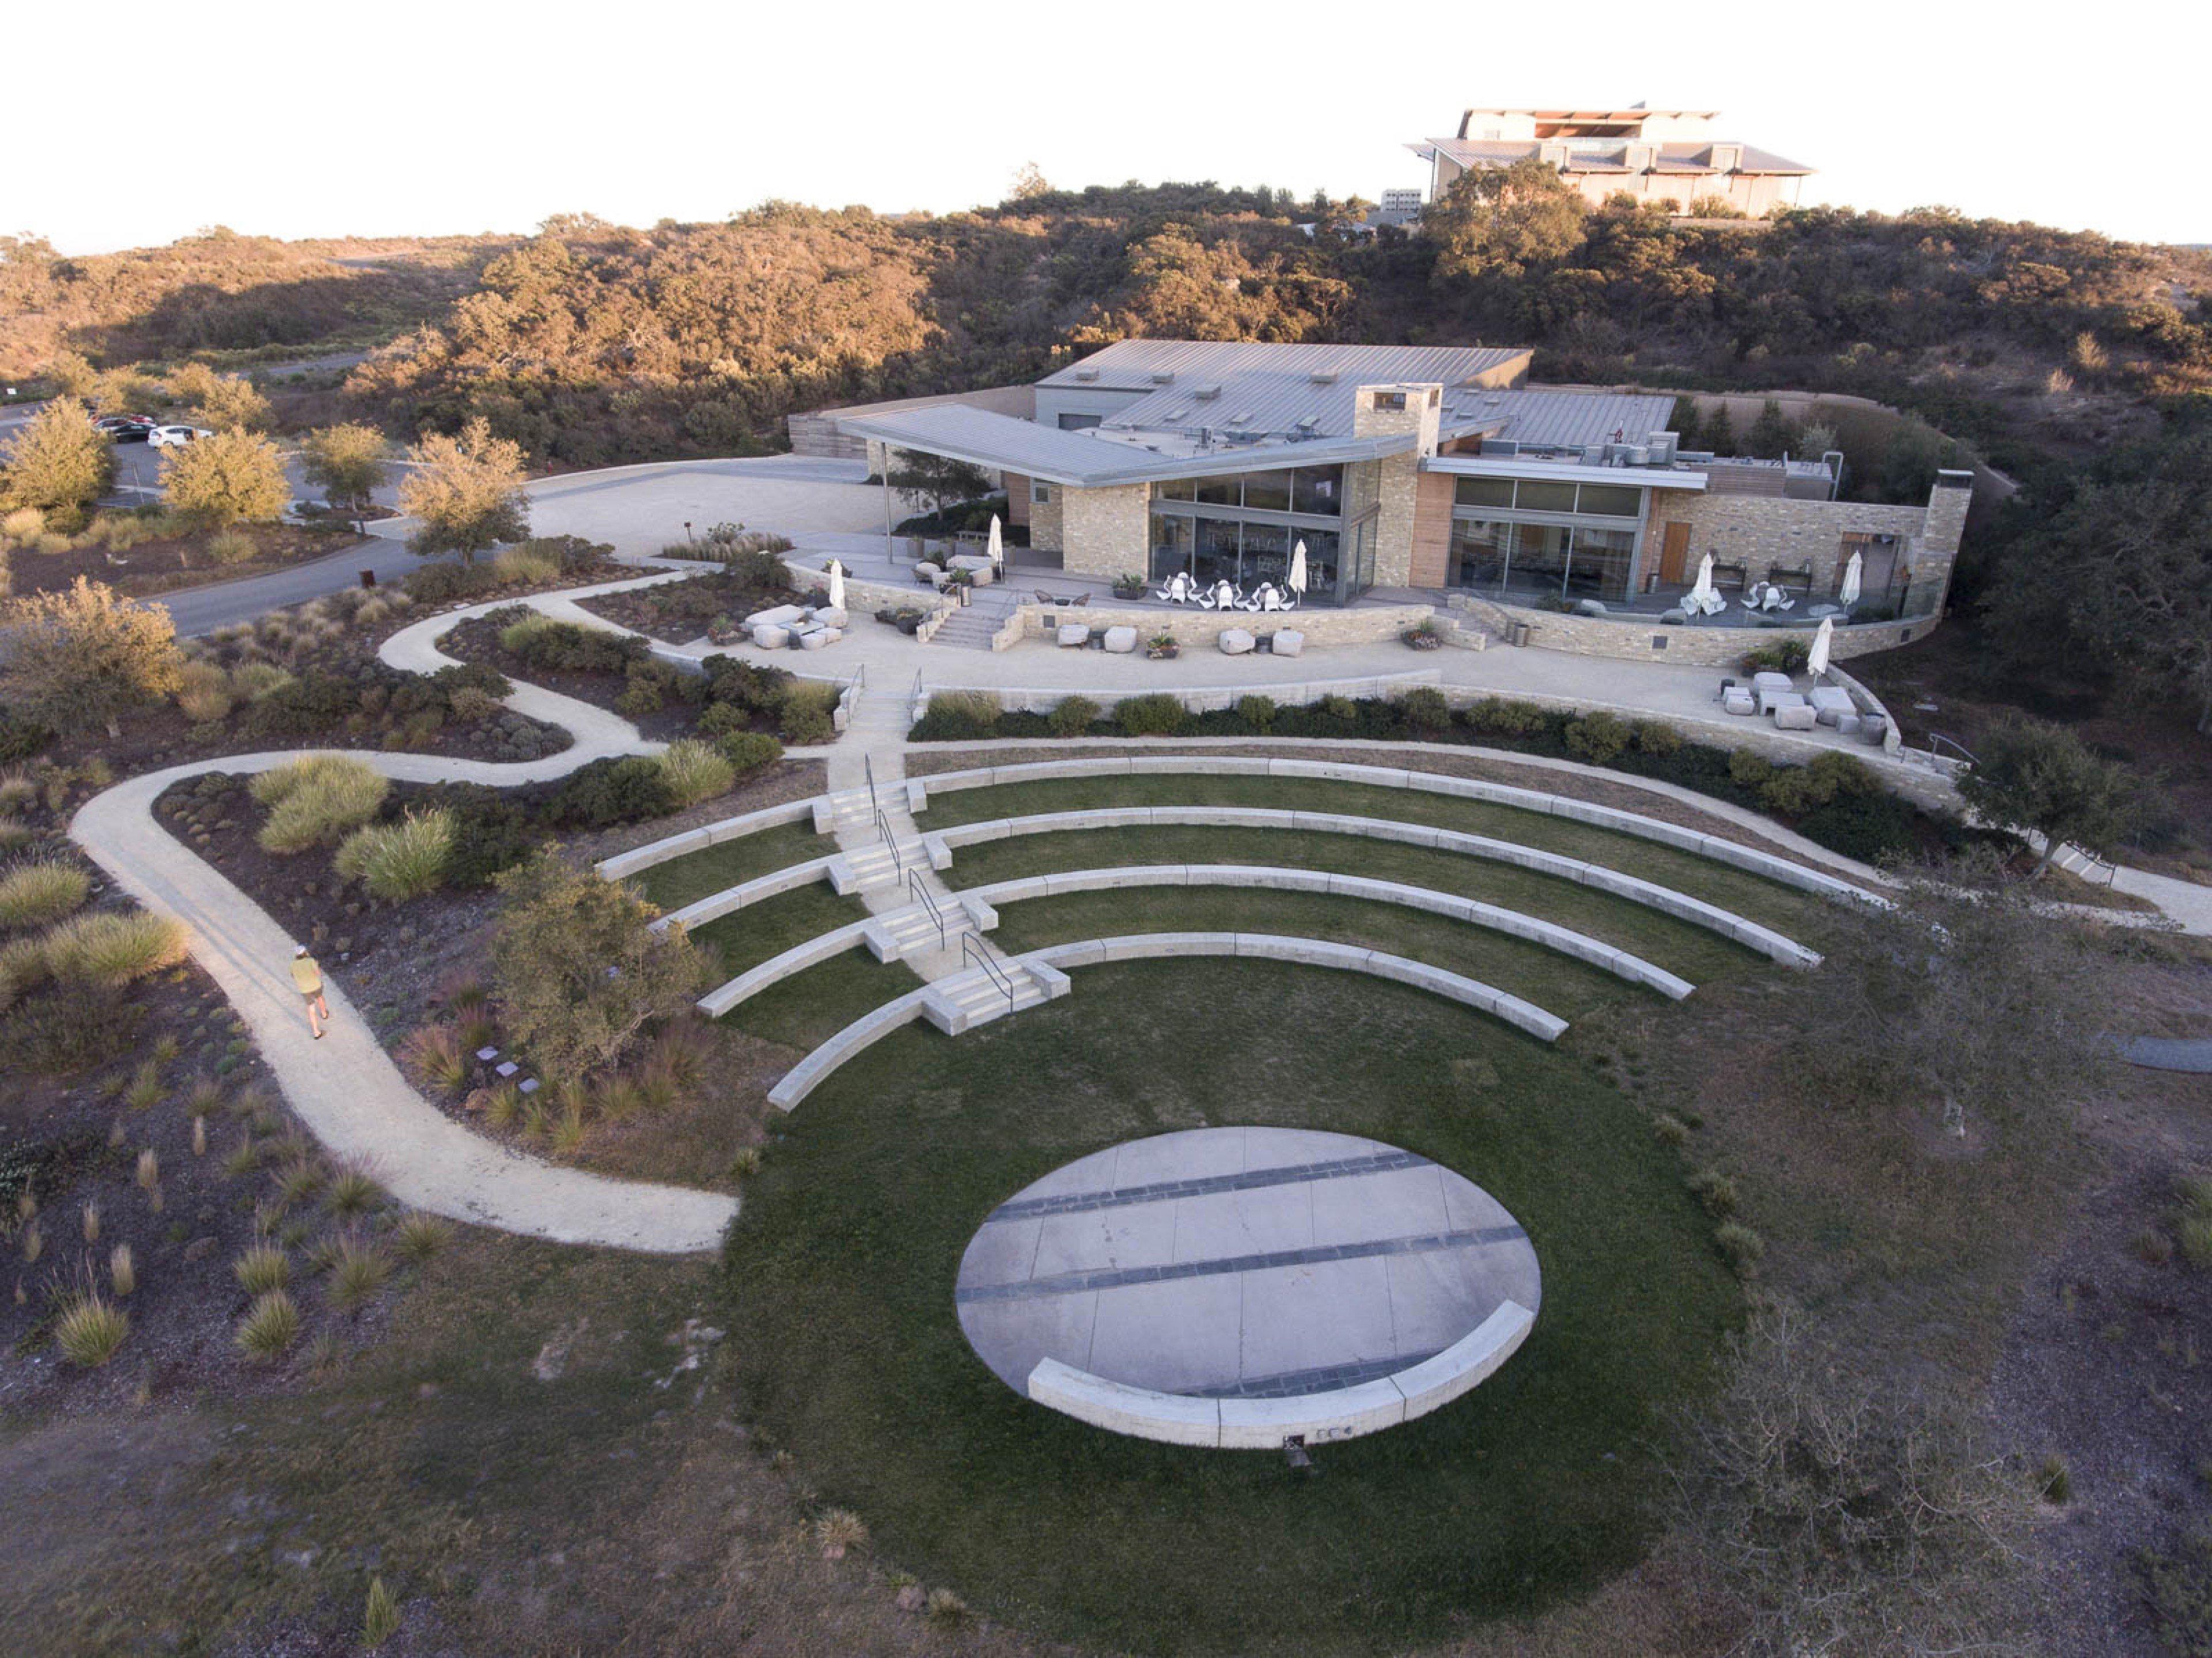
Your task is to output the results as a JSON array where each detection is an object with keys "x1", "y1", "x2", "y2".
[
  {"x1": 9, "y1": 522, "x2": 371, "y2": 601},
  {"x1": 574, "y1": 566, "x2": 809, "y2": 646}
]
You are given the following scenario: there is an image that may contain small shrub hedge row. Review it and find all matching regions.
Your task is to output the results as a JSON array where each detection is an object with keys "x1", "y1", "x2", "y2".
[
  {"x1": 400, "y1": 536, "x2": 609, "y2": 606},
  {"x1": 908, "y1": 690, "x2": 1974, "y2": 864}
]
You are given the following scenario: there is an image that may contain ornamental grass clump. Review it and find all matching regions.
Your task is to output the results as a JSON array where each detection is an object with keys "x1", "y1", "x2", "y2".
[
  {"x1": 334, "y1": 808, "x2": 453, "y2": 900},
  {"x1": 0, "y1": 860, "x2": 89, "y2": 929},
  {"x1": 327, "y1": 1233, "x2": 392, "y2": 1312},
  {"x1": 236, "y1": 1289, "x2": 301, "y2": 1359},
  {"x1": 233, "y1": 1242, "x2": 290, "y2": 1294},
  {"x1": 42, "y1": 910, "x2": 188, "y2": 987},
  {"x1": 53, "y1": 1294, "x2": 129, "y2": 1366},
  {"x1": 252, "y1": 755, "x2": 389, "y2": 854},
  {"x1": 395, "y1": 1211, "x2": 453, "y2": 1262},
  {"x1": 653, "y1": 739, "x2": 735, "y2": 808}
]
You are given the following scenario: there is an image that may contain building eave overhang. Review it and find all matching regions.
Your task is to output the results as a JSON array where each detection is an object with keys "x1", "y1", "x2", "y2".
[{"x1": 1422, "y1": 454, "x2": 1709, "y2": 491}]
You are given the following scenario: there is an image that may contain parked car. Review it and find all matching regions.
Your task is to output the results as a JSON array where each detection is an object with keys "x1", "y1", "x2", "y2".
[
  {"x1": 147, "y1": 424, "x2": 213, "y2": 448},
  {"x1": 93, "y1": 414, "x2": 158, "y2": 442}
]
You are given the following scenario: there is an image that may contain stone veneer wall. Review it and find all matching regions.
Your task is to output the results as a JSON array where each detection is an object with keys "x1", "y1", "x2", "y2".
[
  {"x1": 1054, "y1": 482, "x2": 1152, "y2": 578},
  {"x1": 1641, "y1": 472, "x2": 1972, "y2": 609},
  {"x1": 1027, "y1": 486, "x2": 1064, "y2": 553},
  {"x1": 1447, "y1": 593, "x2": 1942, "y2": 665},
  {"x1": 1009, "y1": 600, "x2": 1434, "y2": 649}
]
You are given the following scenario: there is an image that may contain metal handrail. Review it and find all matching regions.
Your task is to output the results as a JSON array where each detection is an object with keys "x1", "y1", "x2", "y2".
[
  {"x1": 863, "y1": 751, "x2": 878, "y2": 815},
  {"x1": 871, "y1": 808, "x2": 903, "y2": 870},
  {"x1": 1925, "y1": 732, "x2": 1978, "y2": 767},
  {"x1": 961, "y1": 934, "x2": 1017, "y2": 1015},
  {"x1": 907, "y1": 869, "x2": 948, "y2": 948}
]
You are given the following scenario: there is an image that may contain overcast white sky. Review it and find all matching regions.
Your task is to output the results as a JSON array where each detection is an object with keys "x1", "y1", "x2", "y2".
[{"x1": 9, "y1": 0, "x2": 2204, "y2": 253}]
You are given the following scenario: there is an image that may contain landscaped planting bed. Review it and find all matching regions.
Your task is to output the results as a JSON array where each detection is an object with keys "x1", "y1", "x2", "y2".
[
  {"x1": 573, "y1": 557, "x2": 803, "y2": 645},
  {"x1": 918, "y1": 774, "x2": 1834, "y2": 940},
  {"x1": 722, "y1": 957, "x2": 1738, "y2": 1653}
]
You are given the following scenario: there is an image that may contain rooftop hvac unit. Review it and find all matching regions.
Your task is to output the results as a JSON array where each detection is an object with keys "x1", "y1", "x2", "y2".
[
  {"x1": 1627, "y1": 445, "x2": 1650, "y2": 465},
  {"x1": 1163, "y1": 407, "x2": 1190, "y2": 422},
  {"x1": 1308, "y1": 369, "x2": 1339, "y2": 384},
  {"x1": 1584, "y1": 443, "x2": 1608, "y2": 464},
  {"x1": 1486, "y1": 439, "x2": 1520, "y2": 456},
  {"x1": 1073, "y1": 368, "x2": 1097, "y2": 382},
  {"x1": 1194, "y1": 384, "x2": 1222, "y2": 400},
  {"x1": 1150, "y1": 371, "x2": 1175, "y2": 384},
  {"x1": 1646, "y1": 430, "x2": 1679, "y2": 463}
]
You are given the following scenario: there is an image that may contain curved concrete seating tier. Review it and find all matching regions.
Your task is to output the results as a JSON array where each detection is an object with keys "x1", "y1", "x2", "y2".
[
  {"x1": 647, "y1": 854, "x2": 845, "y2": 934},
  {"x1": 696, "y1": 862, "x2": 1691, "y2": 1020},
  {"x1": 926, "y1": 809, "x2": 1823, "y2": 967},
  {"x1": 905, "y1": 755, "x2": 1885, "y2": 910},
  {"x1": 1027, "y1": 1299, "x2": 1536, "y2": 1449},
  {"x1": 764, "y1": 932, "x2": 1568, "y2": 1111},
  {"x1": 963, "y1": 865, "x2": 1694, "y2": 1000},
  {"x1": 594, "y1": 798, "x2": 819, "y2": 882}
]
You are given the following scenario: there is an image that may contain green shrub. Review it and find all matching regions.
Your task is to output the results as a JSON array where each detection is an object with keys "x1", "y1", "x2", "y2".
[
  {"x1": 1742, "y1": 638, "x2": 1810, "y2": 675},
  {"x1": 1685, "y1": 1168, "x2": 1739, "y2": 1217},
  {"x1": 0, "y1": 934, "x2": 50, "y2": 1009},
  {"x1": 715, "y1": 730, "x2": 783, "y2": 778},
  {"x1": 334, "y1": 809, "x2": 454, "y2": 900},
  {"x1": 1236, "y1": 694, "x2": 1276, "y2": 731},
  {"x1": 777, "y1": 681, "x2": 843, "y2": 745},
  {"x1": 43, "y1": 911, "x2": 188, "y2": 986},
  {"x1": 1115, "y1": 694, "x2": 1190, "y2": 737},
  {"x1": 1714, "y1": 1222, "x2": 1766, "y2": 1278},
  {"x1": 1463, "y1": 696, "x2": 1548, "y2": 738},
  {"x1": 1397, "y1": 687, "x2": 1452, "y2": 733},
  {"x1": 253, "y1": 755, "x2": 389, "y2": 853},
  {"x1": 205, "y1": 528, "x2": 257, "y2": 565},
  {"x1": 655, "y1": 739, "x2": 736, "y2": 808},
  {"x1": 921, "y1": 689, "x2": 1001, "y2": 739},
  {"x1": 547, "y1": 756, "x2": 676, "y2": 827},
  {"x1": 1630, "y1": 719, "x2": 1681, "y2": 757},
  {"x1": 1727, "y1": 749, "x2": 1776, "y2": 791},
  {"x1": 489, "y1": 546, "x2": 560, "y2": 586},
  {"x1": 402, "y1": 560, "x2": 505, "y2": 606},
  {"x1": 1048, "y1": 695, "x2": 1100, "y2": 737},
  {"x1": 1565, "y1": 711, "x2": 1631, "y2": 765},
  {"x1": 0, "y1": 861, "x2": 89, "y2": 929}
]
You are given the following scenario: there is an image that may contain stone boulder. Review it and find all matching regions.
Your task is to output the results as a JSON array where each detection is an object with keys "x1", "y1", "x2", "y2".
[
  {"x1": 1056, "y1": 623, "x2": 1090, "y2": 648},
  {"x1": 1218, "y1": 629, "x2": 1256, "y2": 656},
  {"x1": 1271, "y1": 629, "x2": 1304, "y2": 657},
  {"x1": 1103, "y1": 626, "x2": 1138, "y2": 654}
]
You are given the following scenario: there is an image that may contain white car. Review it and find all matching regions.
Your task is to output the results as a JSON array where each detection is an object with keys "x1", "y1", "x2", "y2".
[{"x1": 147, "y1": 424, "x2": 212, "y2": 448}]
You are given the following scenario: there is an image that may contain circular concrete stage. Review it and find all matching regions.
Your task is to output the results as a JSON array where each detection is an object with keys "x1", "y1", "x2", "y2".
[{"x1": 956, "y1": 1129, "x2": 1540, "y2": 1440}]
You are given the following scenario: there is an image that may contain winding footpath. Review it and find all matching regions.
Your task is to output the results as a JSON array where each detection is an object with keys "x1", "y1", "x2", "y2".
[{"x1": 65, "y1": 550, "x2": 2212, "y2": 1259}]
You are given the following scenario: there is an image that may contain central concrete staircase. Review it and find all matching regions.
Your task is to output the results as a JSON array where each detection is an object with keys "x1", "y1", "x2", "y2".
[
  {"x1": 919, "y1": 953, "x2": 1069, "y2": 1034},
  {"x1": 927, "y1": 605, "x2": 1005, "y2": 651}
]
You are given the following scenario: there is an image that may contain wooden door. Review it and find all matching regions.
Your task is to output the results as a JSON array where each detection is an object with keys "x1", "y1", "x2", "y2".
[{"x1": 1658, "y1": 521, "x2": 1691, "y2": 585}]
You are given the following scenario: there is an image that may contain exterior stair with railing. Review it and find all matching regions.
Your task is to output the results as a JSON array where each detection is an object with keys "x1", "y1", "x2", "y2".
[
  {"x1": 920, "y1": 955, "x2": 1069, "y2": 1035},
  {"x1": 862, "y1": 899, "x2": 977, "y2": 962},
  {"x1": 927, "y1": 605, "x2": 1006, "y2": 651}
]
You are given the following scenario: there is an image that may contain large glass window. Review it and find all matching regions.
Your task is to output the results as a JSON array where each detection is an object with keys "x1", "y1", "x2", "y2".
[
  {"x1": 1514, "y1": 480, "x2": 1578, "y2": 514},
  {"x1": 1158, "y1": 478, "x2": 1196, "y2": 502},
  {"x1": 1563, "y1": 527, "x2": 1637, "y2": 599},
  {"x1": 1451, "y1": 519, "x2": 1513, "y2": 588},
  {"x1": 1056, "y1": 412, "x2": 1103, "y2": 431},
  {"x1": 1454, "y1": 476, "x2": 1514, "y2": 510},
  {"x1": 1194, "y1": 474, "x2": 1240, "y2": 506},
  {"x1": 1290, "y1": 466, "x2": 1343, "y2": 516},
  {"x1": 1149, "y1": 513, "x2": 1192, "y2": 584},
  {"x1": 1193, "y1": 518, "x2": 1242, "y2": 588},
  {"x1": 1511, "y1": 523, "x2": 1572, "y2": 586},
  {"x1": 1575, "y1": 484, "x2": 1642, "y2": 518},
  {"x1": 1243, "y1": 470, "x2": 1291, "y2": 513}
]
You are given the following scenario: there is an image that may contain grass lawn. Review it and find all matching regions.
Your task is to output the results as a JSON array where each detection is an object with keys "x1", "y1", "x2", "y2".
[
  {"x1": 690, "y1": 886, "x2": 922, "y2": 1051},
  {"x1": 948, "y1": 824, "x2": 1816, "y2": 983},
  {"x1": 722, "y1": 957, "x2": 1738, "y2": 1655},
  {"x1": 916, "y1": 773, "x2": 1829, "y2": 934},
  {"x1": 631, "y1": 820, "x2": 831, "y2": 912}
]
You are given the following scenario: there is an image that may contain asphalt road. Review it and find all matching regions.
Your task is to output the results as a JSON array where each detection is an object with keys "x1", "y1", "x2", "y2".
[{"x1": 153, "y1": 538, "x2": 441, "y2": 637}]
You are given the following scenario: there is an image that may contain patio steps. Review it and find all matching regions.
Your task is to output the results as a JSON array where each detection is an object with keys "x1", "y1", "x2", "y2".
[
  {"x1": 929, "y1": 606, "x2": 1005, "y2": 651},
  {"x1": 863, "y1": 902, "x2": 975, "y2": 962},
  {"x1": 829, "y1": 839, "x2": 929, "y2": 894}
]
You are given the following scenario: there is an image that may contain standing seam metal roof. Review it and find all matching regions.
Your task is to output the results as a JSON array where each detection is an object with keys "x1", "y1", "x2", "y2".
[{"x1": 1436, "y1": 388, "x2": 1679, "y2": 450}]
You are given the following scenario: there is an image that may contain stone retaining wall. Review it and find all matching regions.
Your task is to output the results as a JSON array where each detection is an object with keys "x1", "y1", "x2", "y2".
[
  {"x1": 1445, "y1": 593, "x2": 1942, "y2": 667},
  {"x1": 923, "y1": 670, "x2": 1443, "y2": 718},
  {"x1": 1006, "y1": 600, "x2": 1435, "y2": 650}
]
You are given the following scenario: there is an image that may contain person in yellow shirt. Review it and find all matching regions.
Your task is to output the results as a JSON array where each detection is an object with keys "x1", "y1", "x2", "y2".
[{"x1": 290, "y1": 945, "x2": 331, "y2": 1039}]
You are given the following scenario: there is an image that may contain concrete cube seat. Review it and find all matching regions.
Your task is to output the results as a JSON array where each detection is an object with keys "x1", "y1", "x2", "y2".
[
  {"x1": 1056, "y1": 623, "x2": 1090, "y2": 648},
  {"x1": 1860, "y1": 714, "x2": 1891, "y2": 743},
  {"x1": 751, "y1": 623, "x2": 791, "y2": 649},
  {"x1": 1103, "y1": 626, "x2": 1138, "y2": 654},
  {"x1": 1809, "y1": 685, "x2": 1854, "y2": 713},
  {"x1": 1772, "y1": 703, "x2": 1817, "y2": 730},
  {"x1": 1835, "y1": 712, "x2": 1862, "y2": 735},
  {"x1": 1660, "y1": 608, "x2": 1688, "y2": 625},
  {"x1": 810, "y1": 605, "x2": 850, "y2": 629},
  {"x1": 1272, "y1": 629, "x2": 1304, "y2": 657},
  {"x1": 1722, "y1": 688, "x2": 1756, "y2": 716},
  {"x1": 1751, "y1": 671, "x2": 1794, "y2": 694},
  {"x1": 1218, "y1": 628, "x2": 1256, "y2": 656},
  {"x1": 1574, "y1": 599, "x2": 1609, "y2": 617},
  {"x1": 796, "y1": 629, "x2": 830, "y2": 651},
  {"x1": 1757, "y1": 687, "x2": 1806, "y2": 715},
  {"x1": 746, "y1": 603, "x2": 806, "y2": 630}
]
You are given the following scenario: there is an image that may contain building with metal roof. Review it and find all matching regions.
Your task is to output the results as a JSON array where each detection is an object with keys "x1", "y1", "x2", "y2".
[
  {"x1": 1411, "y1": 104, "x2": 1812, "y2": 219},
  {"x1": 838, "y1": 338, "x2": 1965, "y2": 624}
]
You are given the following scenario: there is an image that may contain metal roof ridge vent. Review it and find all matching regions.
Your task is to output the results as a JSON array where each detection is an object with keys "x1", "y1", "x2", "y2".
[
  {"x1": 1073, "y1": 367, "x2": 1099, "y2": 382},
  {"x1": 1150, "y1": 370, "x2": 1175, "y2": 384},
  {"x1": 1308, "y1": 368, "x2": 1339, "y2": 384}
]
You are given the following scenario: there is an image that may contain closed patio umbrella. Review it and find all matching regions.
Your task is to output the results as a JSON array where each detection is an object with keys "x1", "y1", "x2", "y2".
[
  {"x1": 1289, "y1": 540, "x2": 1308, "y2": 595},
  {"x1": 1687, "y1": 552, "x2": 1716, "y2": 614},
  {"x1": 1839, "y1": 549, "x2": 1863, "y2": 607},
  {"x1": 987, "y1": 514, "x2": 1003, "y2": 567},
  {"x1": 827, "y1": 559, "x2": 846, "y2": 614},
  {"x1": 1806, "y1": 615, "x2": 1834, "y2": 677}
]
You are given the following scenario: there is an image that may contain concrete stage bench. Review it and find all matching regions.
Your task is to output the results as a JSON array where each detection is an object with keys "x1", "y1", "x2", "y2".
[
  {"x1": 765, "y1": 990, "x2": 932, "y2": 1111},
  {"x1": 696, "y1": 918, "x2": 876, "y2": 1017},
  {"x1": 904, "y1": 755, "x2": 1885, "y2": 910},
  {"x1": 962, "y1": 864, "x2": 1693, "y2": 1000},
  {"x1": 925, "y1": 808, "x2": 1823, "y2": 967},
  {"x1": 646, "y1": 854, "x2": 845, "y2": 935},
  {"x1": 1026, "y1": 1300, "x2": 1535, "y2": 1449}
]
